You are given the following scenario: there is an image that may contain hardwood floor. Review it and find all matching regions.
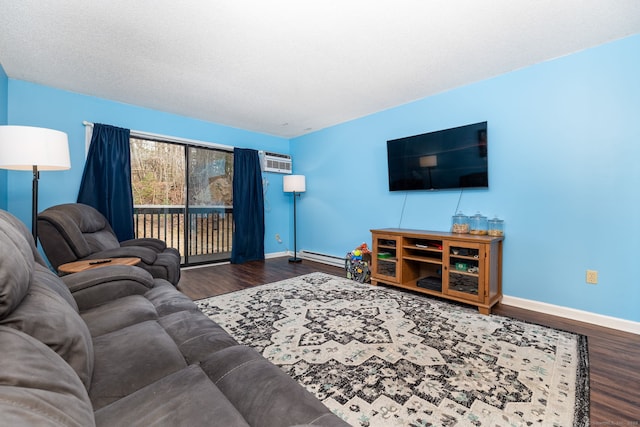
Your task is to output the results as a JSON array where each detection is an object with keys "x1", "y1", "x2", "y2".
[
  {"x1": 178, "y1": 257, "x2": 640, "y2": 425},
  {"x1": 178, "y1": 257, "x2": 342, "y2": 300}
]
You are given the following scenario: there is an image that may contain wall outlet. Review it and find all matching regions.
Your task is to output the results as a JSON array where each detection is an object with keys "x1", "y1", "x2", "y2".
[
  {"x1": 275, "y1": 233, "x2": 282, "y2": 243},
  {"x1": 586, "y1": 270, "x2": 598, "y2": 284}
]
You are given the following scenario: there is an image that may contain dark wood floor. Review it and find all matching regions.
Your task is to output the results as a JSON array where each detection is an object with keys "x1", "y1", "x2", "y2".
[{"x1": 178, "y1": 257, "x2": 640, "y2": 425}]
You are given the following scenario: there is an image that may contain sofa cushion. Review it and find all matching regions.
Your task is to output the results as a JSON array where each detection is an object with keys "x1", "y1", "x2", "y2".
[
  {"x1": 143, "y1": 251, "x2": 181, "y2": 285},
  {"x1": 144, "y1": 280, "x2": 199, "y2": 315},
  {"x1": 84, "y1": 229, "x2": 121, "y2": 253},
  {"x1": 90, "y1": 320, "x2": 187, "y2": 409},
  {"x1": 94, "y1": 364, "x2": 249, "y2": 427},
  {"x1": 0, "y1": 326, "x2": 95, "y2": 427},
  {"x1": 0, "y1": 210, "x2": 47, "y2": 266},
  {"x1": 159, "y1": 310, "x2": 239, "y2": 364},
  {"x1": 0, "y1": 276, "x2": 95, "y2": 389},
  {"x1": 202, "y1": 345, "x2": 349, "y2": 427},
  {"x1": 0, "y1": 216, "x2": 34, "y2": 320},
  {"x1": 34, "y1": 263, "x2": 80, "y2": 311},
  {"x1": 81, "y1": 294, "x2": 158, "y2": 337}
]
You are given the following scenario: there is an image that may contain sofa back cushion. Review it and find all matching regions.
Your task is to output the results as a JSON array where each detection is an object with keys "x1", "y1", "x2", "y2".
[
  {"x1": 0, "y1": 326, "x2": 95, "y2": 427},
  {"x1": 0, "y1": 216, "x2": 33, "y2": 320},
  {"x1": 0, "y1": 210, "x2": 79, "y2": 312},
  {"x1": 34, "y1": 263, "x2": 80, "y2": 311},
  {"x1": 39, "y1": 203, "x2": 120, "y2": 257},
  {"x1": 0, "y1": 274, "x2": 95, "y2": 389},
  {"x1": 0, "y1": 217, "x2": 94, "y2": 388},
  {"x1": 0, "y1": 210, "x2": 48, "y2": 267}
]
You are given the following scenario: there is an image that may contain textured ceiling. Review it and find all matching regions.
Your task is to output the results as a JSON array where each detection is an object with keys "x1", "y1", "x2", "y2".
[{"x1": 1, "y1": 0, "x2": 640, "y2": 138}]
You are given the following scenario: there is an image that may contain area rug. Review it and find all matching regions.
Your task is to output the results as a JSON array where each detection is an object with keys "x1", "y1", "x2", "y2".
[{"x1": 196, "y1": 273, "x2": 589, "y2": 426}]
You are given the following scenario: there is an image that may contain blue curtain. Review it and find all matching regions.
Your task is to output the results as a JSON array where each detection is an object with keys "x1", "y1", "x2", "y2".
[
  {"x1": 77, "y1": 123, "x2": 134, "y2": 241},
  {"x1": 231, "y1": 148, "x2": 265, "y2": 263}
]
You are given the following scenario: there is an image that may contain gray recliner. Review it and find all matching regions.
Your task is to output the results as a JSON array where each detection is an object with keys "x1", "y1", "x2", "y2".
[{"x1": 37, "y1": 203, "x2": 181, "y2": 286}]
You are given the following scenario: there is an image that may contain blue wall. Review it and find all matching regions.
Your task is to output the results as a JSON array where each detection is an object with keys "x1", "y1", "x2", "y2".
[
  {"x1": 3, "y1": 34, "x2": 639, "y2": 322},
  {"x1": 5, "y1": 81, "x2": 291, "y2": 255},
  {"x1": 0, "y1": 63, "x2": 6, "y2": 123},
  {"x1": 0, "y1": 63, "x2": 8, "y2": 209},
  {"x1": 291, "y1": 34, "x2": 640, "y2": 322}
]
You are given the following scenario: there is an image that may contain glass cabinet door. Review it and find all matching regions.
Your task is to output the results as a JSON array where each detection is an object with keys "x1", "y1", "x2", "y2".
[
  {"x1": 373, "y1": 236, "x2": 399, "y2": 283},
  {"x1": 444, "y1": 242, "x2": 484, "y2": 302}
]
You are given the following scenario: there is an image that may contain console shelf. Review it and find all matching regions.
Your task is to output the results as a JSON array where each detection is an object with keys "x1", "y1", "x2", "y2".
[{"x1": 371, "y1": 228, "x2": 503, "y2": 314}]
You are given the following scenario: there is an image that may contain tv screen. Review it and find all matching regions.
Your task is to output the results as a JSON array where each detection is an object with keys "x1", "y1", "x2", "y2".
[{"x1": 387, "y1": 121, "x2": 488, "y2": 191}]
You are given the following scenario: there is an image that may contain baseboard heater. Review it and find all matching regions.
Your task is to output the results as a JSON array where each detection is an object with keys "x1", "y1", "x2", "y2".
[{"x1": 299, "y1": 250, "x2": 346, "y2": 268}]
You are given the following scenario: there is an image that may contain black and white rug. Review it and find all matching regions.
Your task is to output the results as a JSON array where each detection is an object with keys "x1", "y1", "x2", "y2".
[{"x1": 197, "y1": 273, "x2": 589, "y2": 426}]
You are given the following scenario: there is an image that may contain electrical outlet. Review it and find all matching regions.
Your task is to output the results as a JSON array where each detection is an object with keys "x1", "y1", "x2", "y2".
[
  {"x1": 275, "y1": 233, "x2": 282, "y2": 243},
  {"x1": 586, "y1": 270, "x2": 598, "y2": 284}
]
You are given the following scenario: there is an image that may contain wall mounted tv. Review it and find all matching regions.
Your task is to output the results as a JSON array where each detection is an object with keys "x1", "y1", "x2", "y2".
[{"x1": 387, "y1": 121, "x2": 488, "y2": 191}]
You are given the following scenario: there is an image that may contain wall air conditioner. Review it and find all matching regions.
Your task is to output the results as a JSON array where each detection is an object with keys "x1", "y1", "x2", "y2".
[{"x1": 258, "y1": 151, "x2": 292, "y2": 174}]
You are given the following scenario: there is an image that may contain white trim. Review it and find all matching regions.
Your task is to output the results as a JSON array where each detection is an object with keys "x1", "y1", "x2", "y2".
[
  {"x1": 82, "y1": 121, "x2": 233, "y2": 152},
  {"x1": 299, "y1": 250, "x2": 346, "y2": 268},
  {"x1": 180, "y1": 261, "x2": 229, "y2": 271},
  {"x1": 501, "y1": 295, "x2": 640, "y2": 335},
  {"x1": 266, "y1": 251, "x2": 290, "y2": 259}
]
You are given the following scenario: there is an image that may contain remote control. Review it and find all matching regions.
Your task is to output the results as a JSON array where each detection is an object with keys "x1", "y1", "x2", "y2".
[{"x1": 89, "y1": 259, "x2": 112, "y2": 265}]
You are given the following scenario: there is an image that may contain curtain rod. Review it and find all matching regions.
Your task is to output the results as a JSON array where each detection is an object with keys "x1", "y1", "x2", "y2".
[{"x1": 82, "y1": 121, "x2": 234, "y2": 152}]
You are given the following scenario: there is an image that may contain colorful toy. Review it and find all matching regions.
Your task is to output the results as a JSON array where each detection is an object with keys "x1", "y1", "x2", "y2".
[
  {"x1": 358, "y1": 243, "x2": 371, "y2": 254},
  {"x1": 345, "y1": 242, "x2": 372, "y2": 283}
]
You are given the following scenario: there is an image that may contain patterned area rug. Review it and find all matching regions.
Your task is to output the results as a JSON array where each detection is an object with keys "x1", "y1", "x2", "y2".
[{"x1": 197, "y1": 273, "x2": 589, "y2": 426}]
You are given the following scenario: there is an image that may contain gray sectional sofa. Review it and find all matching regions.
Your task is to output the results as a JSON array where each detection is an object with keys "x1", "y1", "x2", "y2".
[{"x1": 0, "y1": 209, "x2": 348, "y2": 427}]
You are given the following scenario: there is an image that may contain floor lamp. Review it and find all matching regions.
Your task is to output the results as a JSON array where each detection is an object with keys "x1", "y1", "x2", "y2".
[
  {"x1": 283, "y1": 174, "x2": 305, "y2": 263},
  {"x1": 0, "y1": 126, "x2": 71, "y2": 244}
]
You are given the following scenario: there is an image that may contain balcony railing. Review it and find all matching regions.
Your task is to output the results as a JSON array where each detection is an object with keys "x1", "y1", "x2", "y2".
[{"x1": 133, "y1": 205, "x2": 234, "y2": 265}]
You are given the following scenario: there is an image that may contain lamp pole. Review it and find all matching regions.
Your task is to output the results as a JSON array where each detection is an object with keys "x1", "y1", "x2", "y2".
[
  {"x1": 32, "y1": 165, "x2": 39, "y2": 241},
  {"x1": 289, "y1": 191, "x2": 302, "y2": 263}
]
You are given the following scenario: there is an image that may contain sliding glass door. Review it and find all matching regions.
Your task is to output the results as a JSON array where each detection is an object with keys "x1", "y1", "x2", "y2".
[
  {"x1": 186, "y1": 146, "x2": 234, "y2": 264},
  {"x1": 130, "y1": 138, "x2": 234, "y2": 265}
]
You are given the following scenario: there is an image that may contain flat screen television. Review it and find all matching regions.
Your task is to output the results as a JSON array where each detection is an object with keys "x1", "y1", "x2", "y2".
[{"x1": 387, "y1": 121, "x2": 488, "y2": 191}]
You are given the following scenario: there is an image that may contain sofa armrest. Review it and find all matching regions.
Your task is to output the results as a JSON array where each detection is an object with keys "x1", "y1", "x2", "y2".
[
  {"x1": 61, "y1": 265, "x2": 156, "y2": 311},
  {"x1": 85, "y1": 246, "x2": 158, "y2": 264},
  {"x1": 120, "y1": 238, "x2": 167, "y2": 252}
]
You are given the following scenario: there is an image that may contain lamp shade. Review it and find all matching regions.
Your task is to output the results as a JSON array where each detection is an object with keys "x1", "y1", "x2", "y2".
[
  {"x1": 283, "y1": 174, "x2": 306, "y2": 193},
  {"x1": 0, "y1": 126, "x2": 70, "y2": 170}
]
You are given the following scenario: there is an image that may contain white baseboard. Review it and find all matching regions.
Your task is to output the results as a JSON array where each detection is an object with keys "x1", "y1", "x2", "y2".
[
  {"x1": 501, "y1": 295, "x2": 640, "y2": 335},
  {"x1": 267, "y1": 250, "x2": 345, "y2": 267},
  {"x1": 181, "y1": 261, "x2": 229, "y2": 270},
  {"x1": 299, "y1": 250, "x2": 346, "y2": 268},
  {"x1": 265, "y1": 251, "x2": 290, "y2": 259}
]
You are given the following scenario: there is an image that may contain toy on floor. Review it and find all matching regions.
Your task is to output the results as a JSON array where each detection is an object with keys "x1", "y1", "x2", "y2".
[{"x1": 345, "y1": 243, "x2": 371, "y2": 283}]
